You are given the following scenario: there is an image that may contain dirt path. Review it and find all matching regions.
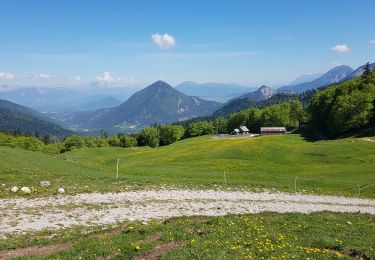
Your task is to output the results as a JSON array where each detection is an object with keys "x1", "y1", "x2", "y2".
[{"x1": 1, "y1": 189, "x2": 375, "y2": 236}]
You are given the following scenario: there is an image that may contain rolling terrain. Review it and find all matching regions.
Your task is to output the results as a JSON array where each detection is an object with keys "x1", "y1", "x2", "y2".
[
  {"x1": 1, "y1": 133, "x2": 375, "y2": 259},
  {"x1": 1, "y1": 133, "x2": 374, "y2": 198}
]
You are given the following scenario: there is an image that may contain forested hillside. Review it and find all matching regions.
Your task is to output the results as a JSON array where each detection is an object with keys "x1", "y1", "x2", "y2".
[
  {"x1": 212, "y1": 90, "x2": 317, "y2": 117},
  {"x1": 309, "y1": 65, "x2": 375, "y2": 136},
  {"x1": 0, "y1": 99, "x2": 73, "y2": 138},
  {"x1": 0, "y1": 108, "x2": 73, "y2": 138}
]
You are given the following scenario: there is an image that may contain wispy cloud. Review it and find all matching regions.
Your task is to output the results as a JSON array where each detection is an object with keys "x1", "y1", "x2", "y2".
[
  {"x1": 35, "y1": 73, "x2": 52, "y2": 80},
  {"x1": 151, "y1": 33, "x2": 176, "y2": 49},
  {"x1": 0, "y1": 72, "x2": 16, "y2": 80},
  {"x1": 370, "y1": 39, "x2": 375, "y2": 45},
  {"x1": 96, "y1": 71, "x2": 114, "y2": 82},
  {"x1": 331, "y1": 44, "x2": 350, "y2": 53},
  {"x1": 96, "y1": 71, "x2": 134, "y2": 86}
]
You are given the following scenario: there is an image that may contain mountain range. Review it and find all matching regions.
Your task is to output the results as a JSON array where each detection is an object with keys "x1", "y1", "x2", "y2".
[
  {"x1": 277, "y1": 65, "x2": 354, "y2": 93},
  {"x1": 288, "y1": 73, "x2": 323, "y2": 85},
  {"x1": 0, "y1": 99, "x2": 72, "y2": 137},
  {"x1": 0, "y1": 86, "x2": 134, "y2": 112},
  {"x1": 59, "y1": 81, "x2": 222, "y2": 131},
  {"x1": 234, "y1": 85, "x2": 275, "y2": 101},
  {"x1": 212, "y1": 63, "x2": 374, "y2": 117},
  {"x1": 212, "y1": 85, "x2": 274, "y2": 117},
  {"x1": 345, "y1": 62, "x2": 375, "y2": 80},
  {"x1": 175, "y1": 81, "x2": 256, "y2": 102},
  {"x1": 1, "y1": 62, "x2": 374, "y2": 135}
]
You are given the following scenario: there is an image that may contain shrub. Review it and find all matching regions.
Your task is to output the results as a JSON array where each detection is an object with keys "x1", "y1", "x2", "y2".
[
  {"x1": 159, "y1": 125, "x2": 184, "y2": 146},
  {"x1": 138, "y1": 127, "x2": 160, "y2": 148},
  {"x1": 185, "y1": 121, "x2": 214, "y2": 137},
  {"x1": 121, "y1": 135, "x2": 138, "y2": 147}
]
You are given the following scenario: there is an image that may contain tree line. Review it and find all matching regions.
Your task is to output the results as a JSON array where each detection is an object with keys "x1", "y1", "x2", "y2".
[{"x1": 309, "y1": 64, "x2": 375, "y2": 136}]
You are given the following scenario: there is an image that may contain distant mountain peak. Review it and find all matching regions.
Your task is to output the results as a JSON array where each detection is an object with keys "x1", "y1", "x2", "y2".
[
  {"x1": 64, "y1": 81, "x2": 223, "y2": 130},
  {"x1": 258, "y1": 85, "x2": 274, "y2": 98},
  {"x1": 232, "y1": 85, "x2": 274, "y2": 102},
  {"x1": 345, "y1": 62, "x2": 375, "y2": 80},
  {"x1": 278, "y1": 65, "x2": 354, "y2": 93},
  {"x1": 149, "y1": 80, "x2": 172, "y2": 88}
]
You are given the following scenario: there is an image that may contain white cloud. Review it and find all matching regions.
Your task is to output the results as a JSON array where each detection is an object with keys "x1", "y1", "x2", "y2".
[
  {"x1": 0, "y1": 72, "x2": 16, "y2": 80},
  {"x1": 370, "y1": 39, "x2": 375, "y2": 45},
  {"x1": 96, "y1": 71, "x2": 114, "y2": 82},
  {"x1": 35, "y1": 73, "x2": 52, "y2": 79},
  {"x1": 151, "y1": 33, "x2": 176, "y2": 49},
  {"x1": 75, "y1": 76, "x2": 82, "y2": 81},
  {"x1": 331, "y1": 44, "x2": 351, "y2": 53}
]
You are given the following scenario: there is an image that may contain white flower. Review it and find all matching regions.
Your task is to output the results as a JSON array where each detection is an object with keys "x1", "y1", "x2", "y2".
[
  {"x1": 10, "y1": 186, "x2": 19, "y2": 193},
  {"x1": 20, "y1": 187, "x2": 31, "y2": 193},
  {"x1": 58, "y1": 188, "x2": 65, "y2": 194},
  {"x1": 40, "y1": 180, "x2": 51, "y2": 187}
]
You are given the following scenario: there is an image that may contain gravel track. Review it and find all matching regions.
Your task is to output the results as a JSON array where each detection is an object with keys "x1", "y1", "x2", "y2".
[{"x1": 1, "y1": 189, "x2": 375, "y2": 236}]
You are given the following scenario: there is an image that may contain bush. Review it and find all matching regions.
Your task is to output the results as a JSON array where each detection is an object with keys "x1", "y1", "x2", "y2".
[
  {"x1": 185, "y1": 121, "x2": 214, "y2": 137},
  {"x1": 108, "y1": 136, "x2": 121, "y2": 147},
  {"x1": 138, "y1": 127, "x2": 160, "y2": 148},
  {"x1": 83, "y1": 136, "x2": 97, "y2": 148},
  {"x1": 42, "y1": 143, "x2": 62, "y2": 154},
  {"x1": 159, "y1": 125, "x2": 185, "y2": 146},
  {"x1": 63, "y1": 135, "x2": 86, "y2": 151},
  {"x1": 95, "y1": 137, "x2": 109, "y2": 147},
  {"x1": 121, "y1": 135, "x2": 138, "y2": 147}
]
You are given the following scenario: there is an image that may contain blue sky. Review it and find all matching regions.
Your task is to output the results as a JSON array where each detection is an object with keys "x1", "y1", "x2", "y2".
[{"x1": 0, "y1": 0, "x2": 375, "y2": 88}]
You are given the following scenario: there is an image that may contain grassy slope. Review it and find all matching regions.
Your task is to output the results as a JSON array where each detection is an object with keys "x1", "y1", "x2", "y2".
[
  {"x1": 1, "y1": 213, "x2": 374, "y2": 259},
  {"x1": 1, "y1": 134, "x2": 374, "y2": 198}
]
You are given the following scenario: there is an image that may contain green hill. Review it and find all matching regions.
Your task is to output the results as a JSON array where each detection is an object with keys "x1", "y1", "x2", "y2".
[{"x1": 1, "y1": 133, "x2": 374, "y2": 198}]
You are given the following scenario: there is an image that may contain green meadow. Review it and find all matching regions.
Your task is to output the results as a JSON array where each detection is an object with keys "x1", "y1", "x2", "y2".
[
  {"x1": 2, "y1": 212, "x2": 375, "y2": 259},
  {"x1": 1, "y1": 134, "x2": 374, "y2": 198}
]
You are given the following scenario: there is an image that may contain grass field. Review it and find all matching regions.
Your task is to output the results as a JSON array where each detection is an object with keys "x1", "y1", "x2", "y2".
[
  {"x1": 1, "y1": 134, "x2": 375, "y2": 198},
  {"x1": 1, "y1": 212, "x2": 374, "y2": 259}
]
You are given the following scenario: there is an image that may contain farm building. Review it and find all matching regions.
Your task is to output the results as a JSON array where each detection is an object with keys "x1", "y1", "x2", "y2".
[
  {"x1": 260, "y1": 127, "x2": 286, "y2": 135},
  {"x1": 239, "y1": 126, "x2": 249, "y2": 134},
  {"x1": 231, "y1": 128, "x2": 240, "y2": 135}
]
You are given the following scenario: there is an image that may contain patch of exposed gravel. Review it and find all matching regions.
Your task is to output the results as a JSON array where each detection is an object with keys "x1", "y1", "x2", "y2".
[{"x1": 1, "y1": 189, "x2": 375, "y2": 236}]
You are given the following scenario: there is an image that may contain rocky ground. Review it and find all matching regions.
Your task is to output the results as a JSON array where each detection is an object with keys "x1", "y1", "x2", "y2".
[{"x1": 1, "y1": 189, "x2": 375, "y2": 236}]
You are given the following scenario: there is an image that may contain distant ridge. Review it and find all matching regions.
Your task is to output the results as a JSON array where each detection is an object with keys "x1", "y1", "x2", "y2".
[
  {"x1": 0, "y1": 99, "x2": 73, "y2": 137},
  {"x1": 60, "y1": 81, "x2": 223, "y2": 130},
  {"x1": 278, "y1": 65, "x2": 354, "y2": 93},
  {"x1": 345, "y1": 62, "x2": 375, "y2": 80},
  {"x1": 234, "y1": 85, "x2": 274, "y2": 101},
  {"x1": 175, "y1": 81, "x2": 257, "y2": 102},
  {"x1": 212, "y1": 85, "x2": 275, "y2": 117}
]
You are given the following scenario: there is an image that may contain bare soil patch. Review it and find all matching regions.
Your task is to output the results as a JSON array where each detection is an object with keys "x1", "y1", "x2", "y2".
[
  {"x1": 0, "y1": 242, "x2": 72, "y2": 260},
  {"x1": 133, "y1": 241, "x2": 187, "y2": 260}
]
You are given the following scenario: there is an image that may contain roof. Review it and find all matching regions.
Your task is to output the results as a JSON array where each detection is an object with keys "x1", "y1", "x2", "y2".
[
  {"x1": 233, "y1": 128, "x2": 240, "y2": 132},
  {"x1": 239, "y1": 126, "x2": 249, "y2": 132},
  {"x1": 261, "y1": 127, "x2": 286, "y2": 132}
]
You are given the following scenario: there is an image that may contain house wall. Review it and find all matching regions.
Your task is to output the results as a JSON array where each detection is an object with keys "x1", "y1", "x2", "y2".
[{"x1": 261, "y1": 131, "x2": 286, "y2": 136}]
